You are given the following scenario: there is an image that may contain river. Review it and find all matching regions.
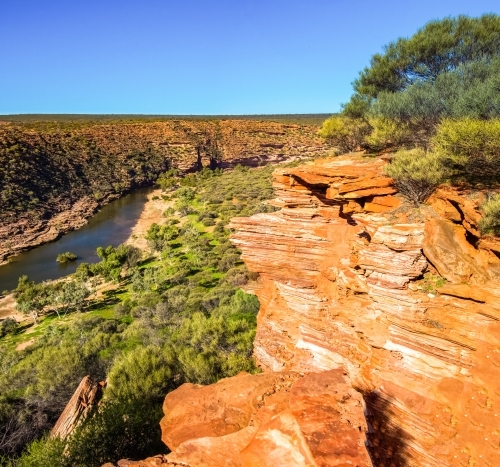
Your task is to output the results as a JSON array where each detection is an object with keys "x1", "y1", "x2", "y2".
[{"x1": 0, "y1": 187, "x2": 154, "y2": 292}]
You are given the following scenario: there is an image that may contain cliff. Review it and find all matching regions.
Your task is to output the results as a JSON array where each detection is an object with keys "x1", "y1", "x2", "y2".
[
  {"x1": 122, "y1": 154, "x2": 500, "y2": 466},
  {"x1": 0, "y1": 119, "x2": 326, "y2": 263}
]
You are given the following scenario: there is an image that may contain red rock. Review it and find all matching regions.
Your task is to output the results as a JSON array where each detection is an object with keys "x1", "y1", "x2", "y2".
[
  {"x1": 133, "y1": 155, "x2": 500, "y2": 467},
  {"x1": 160, "y1": 372, "x2": 301, "y2": 450},
  {"x1": 423, "y1": 218, "x2": 489, "y2": 284},
  {"x1": 156, "y1": 370, "x2": 371, "y2": 467}
]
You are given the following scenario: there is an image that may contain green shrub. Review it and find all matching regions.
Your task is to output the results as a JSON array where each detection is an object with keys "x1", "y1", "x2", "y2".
[
  {"x1": 433, "y1": 118, "x2": 500, "y2": 182},
  {"x1": 384, "y1": 148, "x2": 449, "y2": 205},
  {"x1": 479, "y1": 193, "x2": 500, "y2": 236},
  {"x1": 0, "y1": 318, "x2": 18, "y2": 338},
  {"x1": 55, "y1": 252, "x2": 77, "y2": 263},
  {"x1": 318, "y1": 116, "x2": 371, "y2": 153},
  {"x1": 3, "y1": 436, "x2": 66, "y2": 467},
  {"x1": 364, "y1": 118, "x2": 413, "y2": 150}
]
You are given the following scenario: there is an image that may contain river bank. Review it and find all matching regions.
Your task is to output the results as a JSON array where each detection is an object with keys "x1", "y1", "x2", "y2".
[{"x1": 0, "y1": 188, "x2": 154, "y2": 292}]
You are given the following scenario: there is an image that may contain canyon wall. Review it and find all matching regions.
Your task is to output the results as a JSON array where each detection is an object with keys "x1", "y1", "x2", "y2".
[
  {"x1": 0, "y1": 120, "x2": 326, "y2": 263},
  {"x1": 228, "y1": 155, "x2": 500, "y2": 466},
  {"x1": 139, "y1": 155, "x2": 500, "y2": 467}
]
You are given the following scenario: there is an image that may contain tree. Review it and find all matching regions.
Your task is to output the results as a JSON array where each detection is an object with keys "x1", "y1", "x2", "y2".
[
  {"x1": 343, "y1": 14, "x2": 500, "y2": 118},
  {"x1": 15, "y1": 276, "x2": 50, "y2": 323},
  {"x1": 51, "y1": 280, "x2": 90, "y2": 318}
]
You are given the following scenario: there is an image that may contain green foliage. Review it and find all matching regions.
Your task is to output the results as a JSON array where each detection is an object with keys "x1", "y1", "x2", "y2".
[
  {"x1": 370, "y1": 58, "x2": 500, "y2": 124},
  {"x1": 55, "y1": 252, "x2": 77, "y2": 263},
  {"x1": 420, "y1": 273, "x2": 447, "y2": 294},
  {"x1": 65, "y1": 401, "x2": 165, "y2": 467},
  {"x1": 318, "y1": 116, "x2": 371, "y2": 153},
  {"x1": 156, "y1": 168, "x2": 179, "y2": 191},
  {"x1": 344, "y1": 14, "x2": 500, "y2": 115},
  {"x1": 1, "y1": 164, "x2": 277, "y2": 464},
  {"x1": 339, "y1": 15, "x2": 500, "y2": 152},
  {"x1": 479, "y1": 193, "x2": 500, "y2": 236},
  {"x1": 364, "y1": 118, "x2": 413, "y2": 150},
  {"x1": 433, "y1": 118, "x2": 500, "y2": 182},
  {"x1": 50, "y1": 280, "x2": 90, "y2": 318},
  {"x1": 92, "y1": 244, "x2": 141, "y2": 281},
  {"x1": 0, "y1": 319, "x2": 17, "y2": 338},
  {"x1": 1, "y1": 436, "x2": 66, "y2": 467},
  {"x1": 14, "y1": 276, "x2": 51, "y2": 323},
  {"x1": 106, "y1": 346, "x2": 177, "y2": 402},
  {"x1": 384, "y1": 149, "x2": 449, "y2": 205}
]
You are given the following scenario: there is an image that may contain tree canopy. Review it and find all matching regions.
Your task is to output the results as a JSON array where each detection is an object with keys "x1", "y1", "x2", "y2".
[{"x1": 343, "y1": 14, "x2": 500, "y2": 118}]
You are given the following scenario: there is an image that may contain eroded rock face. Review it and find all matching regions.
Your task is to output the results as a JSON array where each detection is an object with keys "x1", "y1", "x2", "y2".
[
  {"x1": 127, "y1": 155, "x2": 500, "y2": 467},
  {"x1": 126, "y1": 370, "x2": 371, "y2": 467},
  {"x1": 227, "y1": 156, "x2": 500, "y2": 466}
]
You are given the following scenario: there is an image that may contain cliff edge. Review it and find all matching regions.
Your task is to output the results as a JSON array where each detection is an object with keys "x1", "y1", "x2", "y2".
[{"x1": 127, "y1": 154, "x2": 500, "y2": 466}]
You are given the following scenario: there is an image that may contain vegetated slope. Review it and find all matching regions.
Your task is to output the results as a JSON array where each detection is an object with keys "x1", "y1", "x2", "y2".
[
  {"x1": 0, "y1": 119, "x2": 326, "y2": 261},
  {"x1": 0, "y1": 165, "x2": 278, "y2": 466}
]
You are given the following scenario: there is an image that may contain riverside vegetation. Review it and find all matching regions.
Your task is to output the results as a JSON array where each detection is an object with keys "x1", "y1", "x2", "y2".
[
  {"x1": 0, "y1": 164, "x2": 278, "y2": 466},
  {"x1": 319, "y1": 14, "x2": 500, "y2": 233}
]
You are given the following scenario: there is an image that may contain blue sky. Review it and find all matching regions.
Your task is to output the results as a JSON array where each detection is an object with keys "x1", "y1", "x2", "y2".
[{"x1": 1, "y1": 0, "x2": 500, "y2": 115}]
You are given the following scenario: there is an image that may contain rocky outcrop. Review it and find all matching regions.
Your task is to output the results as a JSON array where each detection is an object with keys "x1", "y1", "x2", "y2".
[
  {"x1": 51, "y1": 376, "x2": 101, "y2": 439},
  {"x1": 227, "y1": 155, "x2": 500, "y2": 466},
  {"x1": 124, "y1": 370, "x2": 371, "y2": 467},
  {"x1": 127, "y1": 154, "x2": 500, "y2": 466}
]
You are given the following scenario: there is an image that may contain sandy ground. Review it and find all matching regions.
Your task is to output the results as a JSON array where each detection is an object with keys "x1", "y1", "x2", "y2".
[
  {"x1": 0, "y1": 294, "x2": 23, "y2": 321},
  {"x1": 125, "y1": 188, "x2": 168, "y2": 250}
]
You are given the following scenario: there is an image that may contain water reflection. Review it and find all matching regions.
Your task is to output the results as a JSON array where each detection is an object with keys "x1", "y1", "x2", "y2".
[{"x1": 0, "y1": 187, "x2": 153, "y2": 291}]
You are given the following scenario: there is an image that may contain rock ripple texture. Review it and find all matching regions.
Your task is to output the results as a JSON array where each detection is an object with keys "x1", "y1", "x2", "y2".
[{"x1": 124, "y1": 155, "x2": 500, "y2": 466}]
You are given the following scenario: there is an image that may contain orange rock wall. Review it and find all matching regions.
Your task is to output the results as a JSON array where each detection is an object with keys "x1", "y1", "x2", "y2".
[{"x1": 229, "y1": 156, "x2": 500, "y2": 467}]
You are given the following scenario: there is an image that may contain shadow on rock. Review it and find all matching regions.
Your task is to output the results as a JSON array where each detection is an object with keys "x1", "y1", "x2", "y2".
[{"x1": 363, "y1": 391, "x2": 411, "y2": 467}]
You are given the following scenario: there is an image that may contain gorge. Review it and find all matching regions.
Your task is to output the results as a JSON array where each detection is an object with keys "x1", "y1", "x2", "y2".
[{"x1": 124, "y1": 154, "x2": 500, "y2": 467}]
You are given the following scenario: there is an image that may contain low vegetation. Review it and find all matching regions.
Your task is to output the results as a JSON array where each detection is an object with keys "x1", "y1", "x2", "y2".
[
  {"x1": 55, "y1": 252, "x2": 77, "y2": 263},
  {"x1": 384, "y1": 149, "x2": 449, "y2": 205},
  {"x1": 479, "y1": 194, "x2": 500, "y2": 236},
  {"x1": 0, "y1": 164, "x2": 278, "y2": 466}
]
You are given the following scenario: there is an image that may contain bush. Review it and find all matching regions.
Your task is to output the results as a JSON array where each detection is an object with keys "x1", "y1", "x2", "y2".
[
  {"x1": 0, "y1": 318, "x2": 17, "y2": 337},
  {"x1": 55, "y1": 252, "x2": 77, "y2": 263},
  {"x1": 479, "y1": 193, "x2": 500, "y2": 236},
  {"x1": 433, "y1": 118, "x2": 500, "y2": 182},
  {"x1": 318, "y1": 116, "x2": 371, "y2": 153},
  {"x1": 384, "y1": 148, "x2": 448, "y2": 205},
  {"x1": 364, "y1": 118, "x2": 413, "y2": 150},
  {"x1": 201, "y1": 217, "x2": 215, "y2": 226},
  {"x1": 3, "y1": 436, "x2": 66, "y2": 467}
]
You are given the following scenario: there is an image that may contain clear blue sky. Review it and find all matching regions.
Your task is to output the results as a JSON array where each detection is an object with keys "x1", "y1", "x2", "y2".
[{"x1": 1, "y1": 0, "x2": 499, "y2": 115}]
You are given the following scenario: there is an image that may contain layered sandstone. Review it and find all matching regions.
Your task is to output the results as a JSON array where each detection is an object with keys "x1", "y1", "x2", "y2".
[
  {"x1": 228, "y1": 155, "x2": 500, "y2": 466},
  {"x1": 125, "y1": 154, "x2": 500, "y2": 467}
]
